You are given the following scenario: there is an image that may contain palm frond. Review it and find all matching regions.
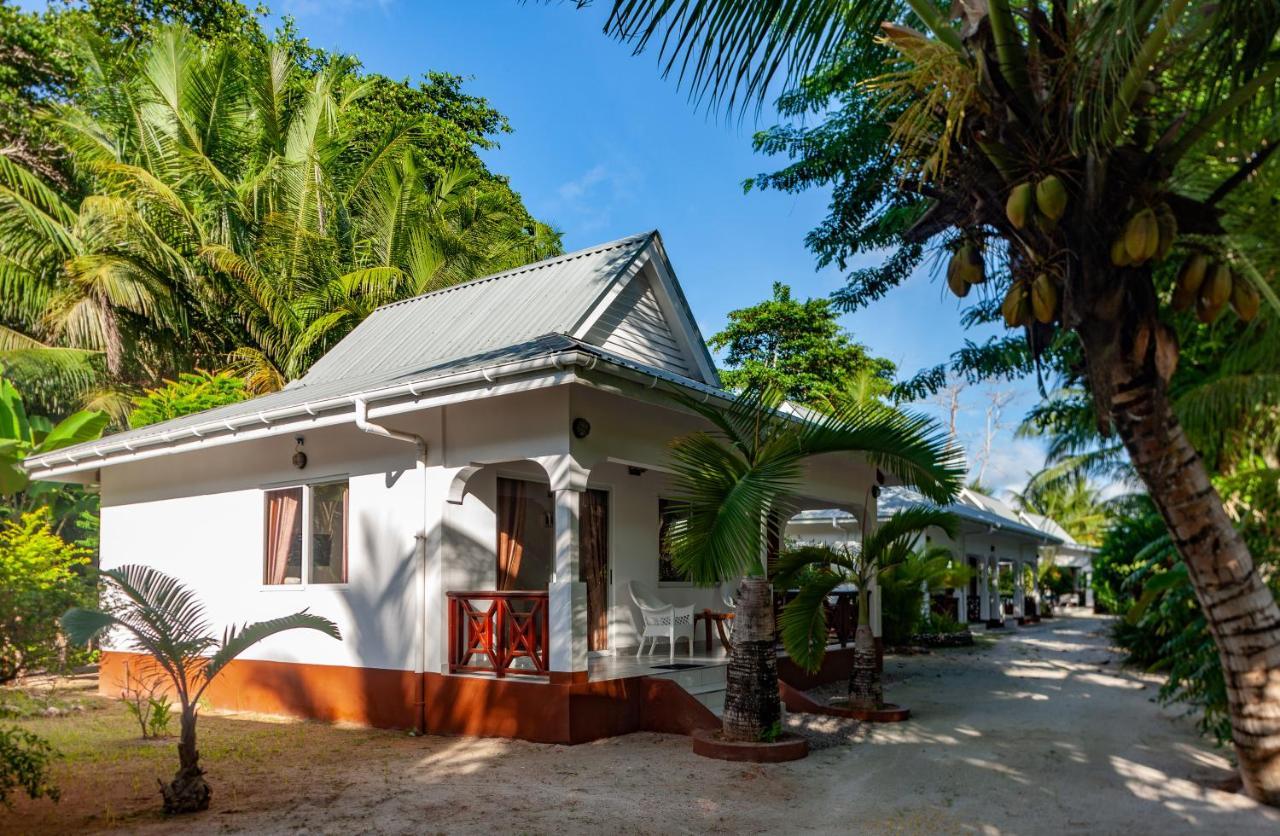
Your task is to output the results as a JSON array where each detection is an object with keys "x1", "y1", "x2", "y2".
[{"x1": 778, "y1": 570, "x2": 844, "y2": 672}]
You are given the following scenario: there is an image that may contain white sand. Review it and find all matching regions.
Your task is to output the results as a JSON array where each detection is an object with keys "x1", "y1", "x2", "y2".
[{"x1": 133, "y1": 611, "x2": 1280, "y2": 835}]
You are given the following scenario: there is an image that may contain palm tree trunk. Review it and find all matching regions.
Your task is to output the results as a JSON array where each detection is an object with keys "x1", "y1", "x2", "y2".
[
  {"x1": 1097, "y1": 337, "x2": 1280, "y2": 805},
  {"x1": 848, "y1": 587, "x2": 882, "y2": 710},
  {"x1": 161, "y1": 708, "x2": 212, "y2": 814},
  {"x1": 721, "y1": 576, "x2": 781, "y2": 741}
]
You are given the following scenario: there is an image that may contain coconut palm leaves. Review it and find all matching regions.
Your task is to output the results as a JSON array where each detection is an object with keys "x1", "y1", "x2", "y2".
[
  {"x1": 0, "y1": 24, "x2": 560, "y2": 410},
  {"x1": 60, "y1": 563, "x2": 340, "y2": 813},
  {"x1": 666, "y1": 388, "x2": 964, "y2": 584}
]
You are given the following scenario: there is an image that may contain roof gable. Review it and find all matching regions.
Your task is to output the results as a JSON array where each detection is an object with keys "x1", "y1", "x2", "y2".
[{"x1": 299, "y1": 230, "x2": 719, "y2": 389}]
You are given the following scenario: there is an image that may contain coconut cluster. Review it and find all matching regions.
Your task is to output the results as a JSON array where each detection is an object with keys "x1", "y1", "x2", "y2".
[{"x1": 1172, "y1": 254, "x2": 1259, "y2": 323}]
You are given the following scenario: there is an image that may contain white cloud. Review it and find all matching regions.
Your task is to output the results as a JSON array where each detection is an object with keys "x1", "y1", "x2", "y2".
[{"x1": 546, "y1": 159, "x2": 640, "y2": 233}]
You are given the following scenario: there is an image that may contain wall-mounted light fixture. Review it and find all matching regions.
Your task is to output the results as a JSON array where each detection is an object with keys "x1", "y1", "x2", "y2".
[{"x1": 292, "y1": 436, "x2": 308, "y2": 470}]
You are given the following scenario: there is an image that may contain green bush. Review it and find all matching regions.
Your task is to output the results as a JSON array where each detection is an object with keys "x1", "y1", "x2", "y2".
[
  {"x1": 128, "y1": 370, "x2": 249, "y2": 429},
  {"x1": 0, "y1": 508, "x2": 93, "y2": 682},
  {"x1": 919, "y1": 611, "x2": 966, "y2": 635},
  {"x1": 0, "y1": 725, "x2": 58, "y2": 806}
]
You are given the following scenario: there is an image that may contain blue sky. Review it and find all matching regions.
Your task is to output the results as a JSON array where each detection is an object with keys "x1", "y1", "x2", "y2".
[{"x1": 26, "y1": 0, "x2": 1052, "y2": 496}]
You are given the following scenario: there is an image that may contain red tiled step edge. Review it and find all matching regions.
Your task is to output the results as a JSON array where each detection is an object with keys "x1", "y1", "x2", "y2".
[
  {"x1": 779, "y1": 680, "x2": 911, "y2": 723},
  {"x1": 690, "y1": 728, "x2": 809, "y2": 762}
]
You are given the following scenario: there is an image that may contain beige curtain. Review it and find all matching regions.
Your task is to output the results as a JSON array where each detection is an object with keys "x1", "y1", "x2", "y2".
[
  {"x1": 339, "y1": 483, "x2": 349, "y2": 582},
  {"x1": 497, "y1": 478, "x2": 526, "y2": 590},
  {"x1": 265, "y1": 488, "x2": 301, "y2": 584},
  {"x1": 580, "y1": 489, "x2": 609, "y2": 651}
]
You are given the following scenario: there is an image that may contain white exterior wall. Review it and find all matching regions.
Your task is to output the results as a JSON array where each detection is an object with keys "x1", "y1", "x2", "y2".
[
  {"x1": 98, "y1": 379, "x2": 881, "y2": 674},
  {"x1": 100, "y1": 420, "x2": 425, "y2": 671}
]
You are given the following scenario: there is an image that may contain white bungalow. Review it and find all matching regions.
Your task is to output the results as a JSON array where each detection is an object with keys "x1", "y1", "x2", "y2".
[
  {"x1": 787, "y1": 486, "x2": 1063, "y2": 629},
  {"x1": 1021, "y1": 512, "x2": 1098, "y2": 608},
  {"x1": 25, "y1": 231, "x2": 884, "y2": 742}
]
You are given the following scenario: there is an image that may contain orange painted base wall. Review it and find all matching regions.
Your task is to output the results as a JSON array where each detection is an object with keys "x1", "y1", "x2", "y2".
[
  {"x1": 98, "y1": 652, "x2": 719, "y2": 745},
  {"x1": 101, "y1": 644, "x2": 861, "y2": 744}
]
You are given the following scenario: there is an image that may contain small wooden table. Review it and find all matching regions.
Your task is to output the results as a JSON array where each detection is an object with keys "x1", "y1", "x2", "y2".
[{"x1": 695, "y1": 609, "x2": 734, "y2": 652}]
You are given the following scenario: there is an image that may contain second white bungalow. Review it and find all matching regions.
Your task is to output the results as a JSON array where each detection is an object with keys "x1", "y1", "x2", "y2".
[
  {"x1": 787, "y1": 486, "x2": 1063, "y2": 630},
  {"x1": 25, "y1": 231, "x2": 894, "y2": 743}
]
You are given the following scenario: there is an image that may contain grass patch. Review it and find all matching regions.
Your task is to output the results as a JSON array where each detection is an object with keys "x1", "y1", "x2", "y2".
[{"x1": 0, "y1": 679, "x2": 409, "y2": 834}]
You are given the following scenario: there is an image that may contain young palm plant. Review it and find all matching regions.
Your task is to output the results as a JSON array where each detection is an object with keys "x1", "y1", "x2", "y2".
[
  {"x1": 61, "y1": 565, "x2": 341, "y2": 814},
  {"x1": 664, "y1": 388, "x2": 963, "y2": 741},
  {"x1": 774, "y1": 508, "x2": 958, "y2": 710}
]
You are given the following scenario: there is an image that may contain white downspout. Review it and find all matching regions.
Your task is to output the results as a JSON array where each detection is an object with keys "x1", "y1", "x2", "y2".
[{"x1": 354, "y1": 398, "x2": 429, "y2": 733}]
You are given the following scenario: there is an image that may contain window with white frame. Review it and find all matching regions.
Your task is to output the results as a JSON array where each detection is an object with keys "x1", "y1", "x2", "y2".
[{"x1": 263, "y1": 480, "x2": 348, "y2": 585}]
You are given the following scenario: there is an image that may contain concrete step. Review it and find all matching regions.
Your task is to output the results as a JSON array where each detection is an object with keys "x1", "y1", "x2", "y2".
[{"x1": 696, "y1": 688, "x2": 726, "y2": 716}]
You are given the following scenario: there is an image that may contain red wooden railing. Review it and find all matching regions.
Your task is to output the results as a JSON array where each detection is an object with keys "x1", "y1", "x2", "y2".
[{"x1": 447, "y1": 591, "x2": 550, "y2": 678}]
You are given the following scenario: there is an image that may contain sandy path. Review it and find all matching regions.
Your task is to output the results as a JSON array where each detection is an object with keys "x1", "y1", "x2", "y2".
[{"x1": 121, "y1": 611, "x2": 1279, "y2": 835}]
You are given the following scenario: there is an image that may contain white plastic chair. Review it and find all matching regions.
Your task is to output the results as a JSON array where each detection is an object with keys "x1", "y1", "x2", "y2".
[
  {"x1": 718, "y1": 583, "x2": 737, "y2": 643},
  {"x1": 628, "y1": 581, "x2": 695, "y2": 662}
]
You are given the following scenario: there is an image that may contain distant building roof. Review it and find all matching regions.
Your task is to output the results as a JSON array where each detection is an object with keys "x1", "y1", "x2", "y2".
[{"x1": 877, "y1": 486, "x2": 1063, "y2": 545}]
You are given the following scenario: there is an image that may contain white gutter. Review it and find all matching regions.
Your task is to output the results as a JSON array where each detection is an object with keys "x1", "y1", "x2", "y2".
[
  {"x1": 353, "y1": 398, "x2": 430, "y2": 734},
  {"x1": 25, "y1": 347, "x2": 735, "y2": 482},
  {"x1": 23, "y1": 343, "x2": 740, "y2": 483},
  {"x1": 22, "y1": 351, "x2": 583, "y2": 479}
]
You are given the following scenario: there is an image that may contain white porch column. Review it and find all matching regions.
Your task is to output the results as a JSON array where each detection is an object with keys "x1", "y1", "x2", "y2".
[
  {"x1": 1013, "y1": 559, "x2": 1025, "y2": 617},
  {"x1": 988, "y1": 556, "x2": 999, "y2": 621},
  {"x1": 1030, "y1": 555, "x2": 1041, "y2": 614},
  {"x1": 957, "y1": 583, "x2": 968, "y2": 625},
  {"x1": 978, "y1": 558, "x2": 990, "y2": 623},
  {"x1": 867, "y1": 491, "x2": 882, "y2": 638},
  {"x1": 549, "y1": 487, "x2": 588, "y2": 679}
]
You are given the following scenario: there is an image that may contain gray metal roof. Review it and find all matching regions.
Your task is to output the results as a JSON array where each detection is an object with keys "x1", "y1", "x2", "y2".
[
  {"x1": 299, "y1": 231, "x2": 656, "y2": 387},
  {"x1": 24, "y1": 231, "x2": 733, "y2": 475},
  {"x1": 877, "y1": 486, "x2": 1062, "y2": 544}
]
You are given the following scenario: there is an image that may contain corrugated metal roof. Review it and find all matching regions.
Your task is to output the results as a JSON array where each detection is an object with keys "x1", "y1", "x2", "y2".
[
  {"x1": 23, "y1": 334, "x2": 732, "y2": 474},
  {"x1": 298, "y1": 231, "x2": 655, "y2": 387},
  {"x1": 877, "y1": 486, "x2": 1061, "y2": 544}
]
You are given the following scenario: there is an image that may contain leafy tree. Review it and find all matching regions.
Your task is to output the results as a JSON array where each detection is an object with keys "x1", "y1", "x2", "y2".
[
  {"x1": 665, "y1": 387, "x2": 962, "y2": 740},
  {"x1": 128, "y1": 370, "x2": 248, "y2": 428},
  {"x1": 1011, "y1": 473, "x2": 1111, "y2": 547},
  {"x1": 709, "y1": 281, "x2": 895, "y2": 407},
  {"x1": 0, "y1": 507, "x2": 92, "y2": 682},
  {"x1": 774, "y1": 509, "x2": 957, "y2": 707},
  {"x1": 0, "y1": 2, "x2": 76, "y2": 186},
  {"x1": 0, "y1": 725, "x2": 59, "y2": 807},
  {"x1": 591, "y1": 1, "x2": 1280, "y2": 802},
  {"x1": 62, "y1": 564, "x2": 341, "y2": 814},
  {"x1": 0, "y1": 9, "x2": 560, "y2": 411}
]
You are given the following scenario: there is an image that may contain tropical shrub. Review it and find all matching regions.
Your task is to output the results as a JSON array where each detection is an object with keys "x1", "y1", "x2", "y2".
[
  {"x1": 918, "y1": 612, "x2": 966, "y2": 636},
  {"x1": 128, "y1": 371, "x2": 249, "y2": 429},
  {"x1": 0, "y1": 725, "x2": 58, "y2": 807},
  {"x1": 877, "y1": 544, "x2": 971, "y2": 646},
  {"x1": 0, "y1": 508, "x2": 93, "y2": 682},
  {"x1": 775, "y1": 509, "x2": 959, "y2": 709}
]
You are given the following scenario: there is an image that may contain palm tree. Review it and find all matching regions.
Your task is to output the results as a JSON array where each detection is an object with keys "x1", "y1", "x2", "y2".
[
  {"x1": 1011, "y1": 473, "x2": 1111, "y2": 547},
  {"x1": 61, "y1": 565, "x2": 341, "y2": 814},
  {"x1": 774, "y1": 508, "x2": 957, "y2": 710},
  {"x1": 0, "y1": 25, "x2": 560, "y2": 408},
  {"x1": 591, "y1": 1, "x2": 1280, "y2": 802},
  {"x1": 665, "y1": 388, "x2": 963, "y2": 741}
]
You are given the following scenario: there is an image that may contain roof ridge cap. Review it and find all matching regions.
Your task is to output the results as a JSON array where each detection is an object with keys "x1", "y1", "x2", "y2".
[{"x1": 366, "y1": 231, "x2": 655, "y2": 315}]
